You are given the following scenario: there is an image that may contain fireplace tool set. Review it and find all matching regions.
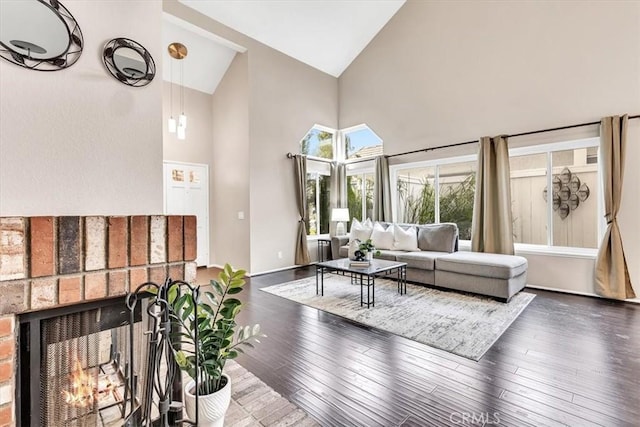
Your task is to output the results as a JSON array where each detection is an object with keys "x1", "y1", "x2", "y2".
[{"x1": 124, "y1": 278, "x2": 202, "y2": 426}]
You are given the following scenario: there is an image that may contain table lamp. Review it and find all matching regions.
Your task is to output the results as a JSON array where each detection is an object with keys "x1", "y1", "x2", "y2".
[{"x1": 331, "y1": 208, "x2": 350, "y2": 236}]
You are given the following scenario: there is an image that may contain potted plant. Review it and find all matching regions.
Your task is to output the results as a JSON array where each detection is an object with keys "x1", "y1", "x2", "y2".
[
  {"x1": 165, "y1": 264, "x2": 263, "y2": 427},
  {"x1": 358, "y1": 238, "x2": 380, "y2": 261}
]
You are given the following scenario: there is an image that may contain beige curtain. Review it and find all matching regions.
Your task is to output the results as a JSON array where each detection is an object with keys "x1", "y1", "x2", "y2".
[
  {"x1": 373, "y1": 156, "x2": 392, "y2": 221},
  {"x1": 329, "y1": 162, "x2": 347, "y2": 235},
  {"x1": 471, "y1": 135, "x2": 514, "y2": 255},
  {"x1": 294, "y1": 155, "x2": 310, "y2": 265},
  {"x1": 595, "y1": 115, "x2": 635, "y2": 299}
]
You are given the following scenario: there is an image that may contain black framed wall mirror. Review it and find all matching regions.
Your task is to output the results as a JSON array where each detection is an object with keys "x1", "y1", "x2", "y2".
[
  {"x1": 102, "y1": 38, "x2": 156, "y2": 87},
  {"x1": 0, "y1": 0, "x2": 83, "y2": 71}
]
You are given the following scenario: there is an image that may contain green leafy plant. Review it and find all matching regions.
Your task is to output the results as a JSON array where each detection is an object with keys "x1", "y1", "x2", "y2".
[
  {"x1": 358, "y1": 238, "x2": 381, "y2": 255},
  {"x1": 166, "y1": 264, "x2": 264, "y2": 395}
]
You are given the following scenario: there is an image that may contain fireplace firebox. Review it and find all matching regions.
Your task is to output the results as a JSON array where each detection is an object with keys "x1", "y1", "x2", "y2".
[{"x1": 18, "y1": 296, "x2": 155, "y2": 426}]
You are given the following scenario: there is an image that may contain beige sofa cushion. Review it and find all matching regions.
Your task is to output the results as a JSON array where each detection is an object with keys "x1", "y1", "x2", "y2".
[
  {"x1": 374, "y1": 249, "x2": 401, "y2": 261},
  {"x1": 436, "y1": 251, "x2": 528, "y2": 279},
  {"x1": 396, "y1": 251, "x2": 451, "y2": 271},
  {"x1": 338, "y1": 245, "x2": 349, "y2": 258}
]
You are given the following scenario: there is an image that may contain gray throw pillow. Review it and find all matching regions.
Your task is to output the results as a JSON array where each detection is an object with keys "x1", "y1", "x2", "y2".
[{"x1": 417, "y1": 223, "x2": 458, "y2": 252}]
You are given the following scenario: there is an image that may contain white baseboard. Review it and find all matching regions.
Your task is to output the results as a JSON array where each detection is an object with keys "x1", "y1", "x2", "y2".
[
  {"x1": 207, "y1": 264, "x2": 301, "y2": 277},
  {"x1": 526, "y1": 284, "x2": 640, "y2": 304},
  {"x1": 248, "y1": 264, "x2": 302, "y2": 277},
  {"x1": 207, "y1": 263, "x2": 301, "y2": 277}
]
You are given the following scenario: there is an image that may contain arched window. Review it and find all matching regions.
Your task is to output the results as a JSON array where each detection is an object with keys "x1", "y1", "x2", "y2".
[
  {"x1": 299, "y1": 125, "x2": 334, "y2": 236},
  {"x1": 344, "y1": 125, "x2": 383, "y2": 160},
  {"x1": 298, "y1": 124, "x2": 383, "y2": 235},
  {"x1": 300, "y1": 125, "x2": 335, "y2": 160}
]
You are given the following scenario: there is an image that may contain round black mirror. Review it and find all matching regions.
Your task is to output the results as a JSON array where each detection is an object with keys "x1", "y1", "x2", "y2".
[
  {"x1": 113, "y1": 47, "x2": 147, "y2": 78},
  {"x1": 0, "y1": 0, "x2": 83, "y2": 71},
  {"x1": 103, "y1": 38, "x2": 155, "y2": 87}
]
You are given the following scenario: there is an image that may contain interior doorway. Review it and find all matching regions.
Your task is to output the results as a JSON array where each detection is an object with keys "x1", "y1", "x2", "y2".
[{"x1": 163, "y1": 161, "x2": 209, "y2": 266}]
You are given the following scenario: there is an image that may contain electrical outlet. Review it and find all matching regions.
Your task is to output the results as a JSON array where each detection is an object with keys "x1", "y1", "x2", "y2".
[
  {"x1": 237, "y1": 211, "x2": 245, "y2": 220},
  {"x1": 277, "y1": 251, "x2": 283, "y2": 259}
]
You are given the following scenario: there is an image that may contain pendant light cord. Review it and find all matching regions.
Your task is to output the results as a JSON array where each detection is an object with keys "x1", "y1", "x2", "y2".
[
  {"x1": 170, "y1": 59, "x2": 174, "y2": 117},
  {"x1": 180, "y1": 59, "x2": 184, "y2": 115}
]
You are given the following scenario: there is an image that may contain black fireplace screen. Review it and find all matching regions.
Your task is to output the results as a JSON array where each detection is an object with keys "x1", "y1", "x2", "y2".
[{"x1": 19, "y1": 298, "x2": 149, "y2": 427}]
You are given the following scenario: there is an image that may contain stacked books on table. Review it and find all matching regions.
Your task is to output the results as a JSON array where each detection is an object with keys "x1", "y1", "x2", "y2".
[{"x1": 349, "y1": 260, "x2": 370, "y2": 267}]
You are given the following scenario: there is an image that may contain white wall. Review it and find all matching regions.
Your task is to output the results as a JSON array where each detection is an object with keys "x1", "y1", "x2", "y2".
[
  {"x1": 340, "y1": 0, "x2": 640, "y2": 150},
  {"x1": 163, "y1": 82, "x2": 213, "y2": 164},
  {"x1": 162, "y1": 82, "x2": 215, "y2": 266},
  {"x1": 248, "y1": 45, "x2": 338, "y2": 274},
  {"x1": 163, "y1": 0, "x2": 638, "y2": 292},
  {"x1": 0, "y1": 1, "x2": 163, "y2": 216},
  {"x1": 211, "y1": 53, "x2": 251, "y2": 272},
  {"x1": 339, "y1": 0, "x2": 640, "y2": 298},
  {"x1": 163, "y1": 0, "x2": 339, "y2": 274}
]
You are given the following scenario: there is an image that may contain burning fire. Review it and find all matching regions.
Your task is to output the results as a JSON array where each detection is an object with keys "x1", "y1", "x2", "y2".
[{"x1": 63, "y1": 358, "x2": 114, "y2": 408}]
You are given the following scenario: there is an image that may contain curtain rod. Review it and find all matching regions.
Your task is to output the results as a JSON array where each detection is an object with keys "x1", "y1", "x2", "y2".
[
  {"x1": 382, "y1": 114, "x2": 640, "y2": 161},
  {"x1": 287, "y1": 114, "x2": 639, "y2": 164},
  {"x1": 285, "y1": 152, "x2": 334, "y2": 164}
]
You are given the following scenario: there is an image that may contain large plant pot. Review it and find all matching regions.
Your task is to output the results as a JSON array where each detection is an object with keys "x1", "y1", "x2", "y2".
[{"x1": 184, "y1": 374, "x2": 231, "y2": 427}]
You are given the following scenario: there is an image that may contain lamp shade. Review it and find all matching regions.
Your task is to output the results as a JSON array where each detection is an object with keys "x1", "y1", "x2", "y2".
[{"x1": 331, "y1": 208, "x2": 350, "y2": 222}]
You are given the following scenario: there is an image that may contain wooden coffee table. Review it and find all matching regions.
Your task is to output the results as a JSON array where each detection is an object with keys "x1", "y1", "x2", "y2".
[{"x1": 315, "y1": 258, "x2": 407, "y2": 308}]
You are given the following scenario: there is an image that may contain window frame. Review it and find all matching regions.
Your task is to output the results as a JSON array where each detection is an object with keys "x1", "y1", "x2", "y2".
[
  {"x1": 346, "y1": 163, "x2": 375, "y2": 222},
  {"x1": 390, "y1": 154, "x2": 477, "y2": 242},
  {"x1": 341, "y1": 124, "x2": 384, "y2": 163},
  {"x1": 298, "y1": 121, "x2": 601, "y2": 255},
  {"x1": 508, "y1": 137, "x2": 602, "y2": 255},
  {"x1": 390, "y1": 137, "x2": 602, "y2": 255},
  {"x1": 300, "y1": 123, "x2": 384, "y2": 240},
  {"x1": 306, "y1": 159, "x2": 332, "y2": 238},
  {"x1": 300, "y1": 124, "x2": 337, "y2": 162}
]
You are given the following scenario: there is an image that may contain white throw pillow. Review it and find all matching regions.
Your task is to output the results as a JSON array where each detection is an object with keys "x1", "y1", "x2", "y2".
[
  {"x1": 393, "y1": 225, "x2": 419, "y2": 251},
  {"x1": 370, "y1": 222, "x2": 395, "y2": 250},
  {"x1": 349, "y1": 218, "x2": 373, "y2": 243},
  {"x1": 348, "y1": 239, "x2": 360, "y2": 259}
]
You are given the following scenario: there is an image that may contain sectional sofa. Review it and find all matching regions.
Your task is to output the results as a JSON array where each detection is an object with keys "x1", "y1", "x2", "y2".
[{"x1": 330, "y1": 222, "x2": 528, "y2": 302}]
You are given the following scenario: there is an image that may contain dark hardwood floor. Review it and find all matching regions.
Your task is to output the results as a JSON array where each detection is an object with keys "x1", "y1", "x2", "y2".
[{"x1": 196, "y1": 267, "x2": 640, "y2": 426}]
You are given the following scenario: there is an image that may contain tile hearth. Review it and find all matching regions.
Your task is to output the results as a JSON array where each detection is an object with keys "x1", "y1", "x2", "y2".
[{"x1": 225, "y1": 361, "x2": 318, "y2": 427}]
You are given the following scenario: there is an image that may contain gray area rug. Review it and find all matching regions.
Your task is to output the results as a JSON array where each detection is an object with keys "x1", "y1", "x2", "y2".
[{"x1": 261, "y1": 274, "x2": 534, "y2": 361}]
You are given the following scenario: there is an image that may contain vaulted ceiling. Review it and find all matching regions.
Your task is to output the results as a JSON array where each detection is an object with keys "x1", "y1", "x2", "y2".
[{"x1": 163, "y1": 1, "x2": 405, "y2": 94}]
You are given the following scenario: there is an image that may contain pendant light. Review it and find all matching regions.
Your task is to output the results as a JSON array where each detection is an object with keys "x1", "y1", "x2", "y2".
[{"x1": 168, "y1": 42, "x2": 188, "y2": 140}]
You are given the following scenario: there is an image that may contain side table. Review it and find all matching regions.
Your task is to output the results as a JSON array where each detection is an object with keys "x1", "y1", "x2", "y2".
[{"x1": 317, "y1": 238, "x2": 331, "y2": 262}]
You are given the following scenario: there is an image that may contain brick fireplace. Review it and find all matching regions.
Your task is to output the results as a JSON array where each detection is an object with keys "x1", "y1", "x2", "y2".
[{"x1": 0, "y1": 215, "x2": 198, "y2": 426}]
